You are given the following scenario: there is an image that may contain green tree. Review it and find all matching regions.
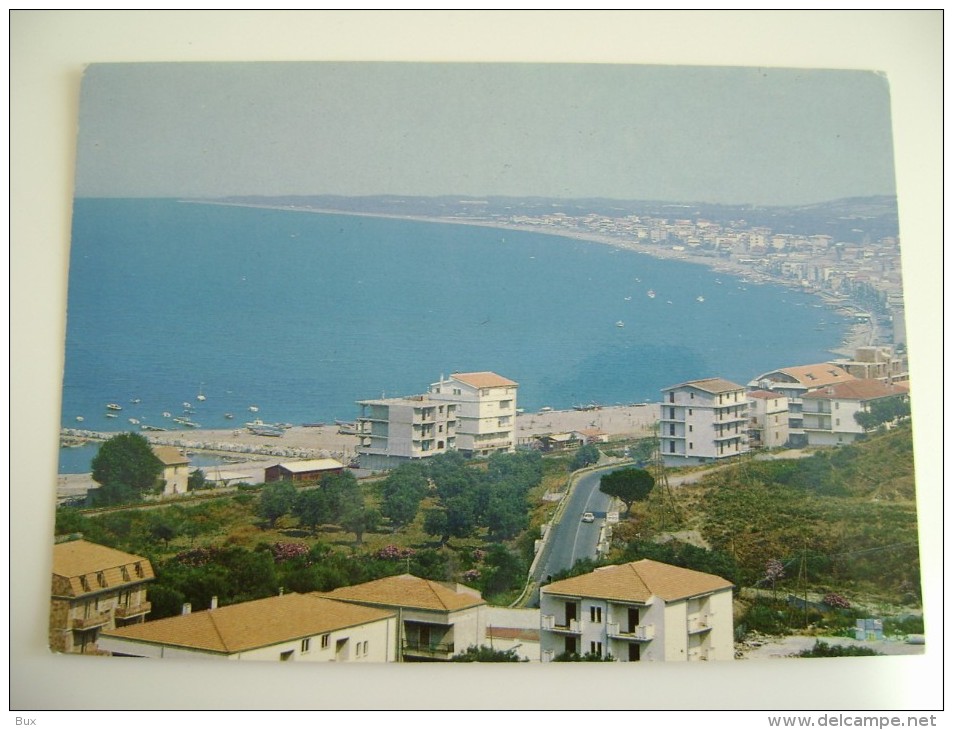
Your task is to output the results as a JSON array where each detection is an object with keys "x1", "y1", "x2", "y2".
[
  {"x1": 599, "y1": 467, "x2": 655, "y2": 516},
  {"x1": 423, "y1": 509, "x2": 450, "y2": 544},
  {"x1": 91, "y1": 432, "x2": 163, "y2": 494},
  {"x1": 341, "y1": 504, "x2": 380, "y2": 545},
  {"x1": 188, "y1": 469, "x2": 208, "y2": 491},
  {"x1": 570, "y1": 443, "x2": 601, "y2": 471},
  {"x1": 87, "y1": 481, "x2": 142, "y2": 508},
  {"x1": 293, "y1": 488, "x2": 333, "y2": 534},
  {"x1": 380, "y1": 464, "x2": 428, "y2": 531},
  {"x1": 257, "y1": 481, "x2": 297, "y2": 527}
]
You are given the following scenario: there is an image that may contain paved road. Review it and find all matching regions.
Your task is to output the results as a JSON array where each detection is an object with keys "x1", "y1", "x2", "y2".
[{"x1": 527, "y1": 464, "x2": 625, "y2": 606}]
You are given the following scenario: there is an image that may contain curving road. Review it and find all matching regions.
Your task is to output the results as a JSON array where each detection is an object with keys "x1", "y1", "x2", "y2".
[{"x1": 526, "y1": 463, "x2": 626, "y2": 606}]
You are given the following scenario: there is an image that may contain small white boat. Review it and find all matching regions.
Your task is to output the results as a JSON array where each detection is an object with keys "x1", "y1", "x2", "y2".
[
  {"x1": 162, "y1": 411, "x2": 172, "y2": 418},
  {"x1": 647, "y1": 290, "x2": 656, "y2": 299},
  {"x1": 623, "y1": 296, "x2": 632, "y2": 301},
  {"x1": 539, "y1": 406, "x2": 553, "y2": 413},
  {"x1": 128, "y1": 418, "x2": 140, "y2": 425},
  {"x1": 248, "y1": 405, "x2": 259, "y2": 413},
  {"x1": 130, "y1": 398, "x2": 141, "y2": 404},
  {"x1": 616, "y1": 321, "x2": 625, "y2": 328},
  {"x1": 196, "y1": 384, "x2": 207, "y2": 402},
  {"x1": 173, "y1": 417, "x2": 201, "y2": 428},
  {"x1": 75, "y1": 416, "x2": 84, "y2": 422},
  {"x1": 224, "y1": 413, "x2": 234, "y2": 419},
  {"x1": 696, "y1": 296, "x2": 705, "y2": 302},
  {"x1": 105, "y1": 413, "x2": 118, "y2": 418},
  {"x1": 106, "y1": 403, "x2": 122, "y2": 411},
  {"x1": 183, "y1": 401, "x2": 193, "y2": 410}
]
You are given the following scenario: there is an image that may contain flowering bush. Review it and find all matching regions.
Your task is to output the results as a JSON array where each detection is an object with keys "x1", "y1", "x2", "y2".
[
  {"x1": 823, "y1": 592, "x2": 852, "y2": 610},
  {"x1": 270, "y1": 542, "x2": 310, "y2": 563},
  {"x1": 374, "y1": 545, "x2": 417, "y2": 561},
  {"x1": 471, "y1": 549, "x2": 487, "y2": 563},
  {"x1": 462, "y1": 569, "x2": 481, "y2": 583},
  {"x1": 174, "y1": 547, "x2": 217, "y2": 567},
  {"x1": 764, "y1": 558, "x2": 785, "y2": 583}
]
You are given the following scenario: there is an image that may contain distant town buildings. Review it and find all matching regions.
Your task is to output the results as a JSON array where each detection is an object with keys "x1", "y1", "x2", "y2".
[
  {"x1": 659, "y1": 378, "x2": 749, "y2": 466},
  {"x1": 356, "y1": 371, "x2": 517, "y2": 470},
  {"x1": 50, "y1": 539, "x2": 155, "y2": 654},
  {"x1": 539, "y1": 559, "x2": 735, "y2": 662}
]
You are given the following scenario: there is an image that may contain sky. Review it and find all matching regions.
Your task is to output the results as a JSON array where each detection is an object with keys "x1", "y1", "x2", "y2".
[{"x1": 74, "y1": 62, "x2": 897, "y2": 206}]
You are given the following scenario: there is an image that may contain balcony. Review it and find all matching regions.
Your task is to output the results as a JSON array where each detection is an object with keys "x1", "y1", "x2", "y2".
[
  {"x1": 687, "y1": 614, "x2": 713, "y2": 634},
  {"x1": 607, "y1": 622, "x2": 655, "y2": 641},
  {"x1": 115, "y1": 602, "x2": 151, "y2": 620},
  {"x1": 542, "y1": 615, "x2": 580, "y2": 634},
  {"x1": 402, "y1": 639, "x2": 455, "y2": 660},
  {"x1": 72, "y1": 611, "x2": 110, "y2": 630}
]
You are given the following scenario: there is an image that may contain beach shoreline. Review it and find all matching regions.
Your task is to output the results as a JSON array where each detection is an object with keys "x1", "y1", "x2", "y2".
[{"x1": 58, "y1": 403, "x2": 660, "y2": 497}]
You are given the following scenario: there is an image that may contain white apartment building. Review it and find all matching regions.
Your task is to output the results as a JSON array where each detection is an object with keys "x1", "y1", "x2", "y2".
[
  {"x1": 428, "y1": 371, "x2": 518, "y2": 458},
  {"x1": 356, "y1": 395, "x2": 458, "y2": 471},
  {"x1": 540, "y1": 559, "x2": 734, "y2": 663},
  {"x1": 98, "y1": 592, "x2": 397, "y2": 662},
  {"x1": 659, "y1": 377, "x2": 748, "y2": 466},
  {"x1": 355, "y1": 371, "x2": 517, "y2": 470},
  {"x1": 828, "y1": 346, "x2": 909, "y2": 385},
  {"x1": 801, "y1": 379, "x2": 910, "y2": 447},
  {"x1": 747, "y1": 390, "x2": 790, "y2": 449},
  {"x1": 748, "y1": 363, "x2": 856, "y2": 446}
]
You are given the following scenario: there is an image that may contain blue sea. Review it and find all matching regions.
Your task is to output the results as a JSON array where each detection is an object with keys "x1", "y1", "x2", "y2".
[{"x1": 59, "y1": 198, "x2": 846, "y2": 473}]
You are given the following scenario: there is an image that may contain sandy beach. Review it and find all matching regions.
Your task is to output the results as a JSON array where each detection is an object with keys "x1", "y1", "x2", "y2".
[{"x1": 58, "y1": 403, "x2": 661, "y2": 499}]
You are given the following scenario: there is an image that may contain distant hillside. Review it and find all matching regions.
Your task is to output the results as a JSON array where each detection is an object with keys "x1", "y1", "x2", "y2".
[{"x1": 204, "y1": 194, "x2": 899, "y2": 244}]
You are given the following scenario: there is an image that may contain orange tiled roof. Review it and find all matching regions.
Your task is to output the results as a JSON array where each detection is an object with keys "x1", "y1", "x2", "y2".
[
  {"x1": 757, "y1": 364, "x2": 855, "y2": 388},
  {"x1": 450, "y1": 372, "x2": 518, "y2": 388},
  {"x1": 542, "y1": 559, "x2": 733, "y2": 603},
  {"x1": 801, "y1": 379, "x2": 909, "y2": 401},
  {"x1": 52, "y1": 540, "x2": 155, "y2": 596},
  {"x1": 153, "y1": 446, "x2": 189, "y2": 466},
  {"x1": 317, "y1": 574, "x2": 485, "y2": 612},
  {"x1": 747, "y1": 390, "x2": 785, "y2": 400},
  {"x1": 100, "y1": 593, "x2": 394, "y2": 654}
]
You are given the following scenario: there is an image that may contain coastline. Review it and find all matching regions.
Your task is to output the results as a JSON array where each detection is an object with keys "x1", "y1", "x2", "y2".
[
  {"x1": 58, "y1": 403, "x2": 659, "y2": 497},
  {"x1": 190, "y1": 199, "x2": 884, "y2": 355}
]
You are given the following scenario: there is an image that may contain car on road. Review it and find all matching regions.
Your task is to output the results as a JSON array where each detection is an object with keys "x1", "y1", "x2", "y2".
[{"x1": 581, "y1": 512, "x2": 595, "y2": 523}]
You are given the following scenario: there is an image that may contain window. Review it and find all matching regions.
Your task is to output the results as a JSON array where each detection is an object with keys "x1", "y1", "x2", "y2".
[
  {"x1": 689, "y1": 425, "x2": 693, "y2": 432},
  {"x1": 79, "y1": 576, "x2": 90, "y2": 592},
  {"x1": 590, "y1": 641, "x2": 603, "y2": 657},
  {"x1": 301, "y1": 637, "x2": 311, "y2": 653},
  {"x1": 363, "y1": 641, "x2": 369, "y2": 656},
  {"x1": 280, "y1": 650, "x2": 294, "y2": 661},
  {"x1": 669, "y1": 407, "x2": 676, "y2": 420},
  {"x1": 668, "y1": 392, "x2": 675, "y2": 403},
  {"x1": 120, "y1": 565, "x2": 130, "y2": 581},
  {"x1": 688, "y1": 409, "x2": 693, "y2": 416},
  {"x1": 134, "y1": 562, "x2": 144, "y2": 578},
  {"x1": 669, "y1": 424, "x2": 675, "y2": 436},
  {"x1": 589, "y1": 606, "x2": 602, "y2": 623},
  {"x1": 356, "y1": 642, "x2": 362, "y2": 658},
  {"x1": 689, "y1": 442, "x2": 693, "y2": 450},
  {"x1": 321, "y1": 633, "x2": 330, "y2": 649},
  {"x1": 669, "y1": 441, "x2": 675, "y2": 453},
  {"x1": 96, "y1": 572, "x2": 106, "y2": 588}
]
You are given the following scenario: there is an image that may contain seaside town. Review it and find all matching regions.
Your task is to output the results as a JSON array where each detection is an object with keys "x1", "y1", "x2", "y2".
[{"x1": 52, "y1": 200, "x2": 920, "y2": 665}]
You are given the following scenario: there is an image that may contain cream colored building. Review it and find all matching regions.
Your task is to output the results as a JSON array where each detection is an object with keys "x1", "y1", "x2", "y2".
[
  {"x1": 428, "y1": 372, "x2": 518, "y2": 458},
  {"x1": 319, "y1": 573, "x2": 486, "y2": 662},
  {"x1": 98, "y1": 592, "x2": 397, "y2": 662},
  {"x1": 747, "y1": 389, "x2": 790, "y2": 449},
  {"x1": 539, "y1": 559, "x2": 734, "y2": 663},
  {"x1": 153, "y1": 445, "x2": 190, "y2": 496},
  {"x1": 659, "y1": 377, "x2": 749, "y2": 466},
  {"x1": 50, "y1": 539, "x2": 155, "y2": 654}
]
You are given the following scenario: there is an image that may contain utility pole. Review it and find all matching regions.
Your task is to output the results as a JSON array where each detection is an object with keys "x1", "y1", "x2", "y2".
[{"x1": 650, "y1": 421, "x2": 679, "y2": 530}]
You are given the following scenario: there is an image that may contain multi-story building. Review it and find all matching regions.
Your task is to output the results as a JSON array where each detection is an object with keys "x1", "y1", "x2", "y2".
[
  {"x1": 98, "y1": 593, "x2": 397, "y2": 662},
  {"x1": 318, "y1": 573, "x2": 486, "y2": 662},
  {"x1": 801, "y1": 379, "x2": 910, "y2": 446},
  {"x1": 428, "y1": 372, "x2": 518, "y2": 458},
  {"x1": 828, "y1": 346, "x2": 909, "y2": 385},
  {"x1": 49, "y1": 539, "x2": 155, "y2": 654},
  {"x1": 747, "y1": 390, "x2": 790, "y2": 449},
  {"x1": 539, "y1": 559, "x2": 734, "y2": 662},
  {"x1": 748, "y1": 364, "x2": 856, "y2": 445},
  {"x1": 356, "y1": 371, "x2": 517, "y2": 470},
  {"x1": 659, "y1": 377, "x2": 748, "y2": 466},
  {"x1": 356, "y1": 395, "x2": 458, "y2": 471}
]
